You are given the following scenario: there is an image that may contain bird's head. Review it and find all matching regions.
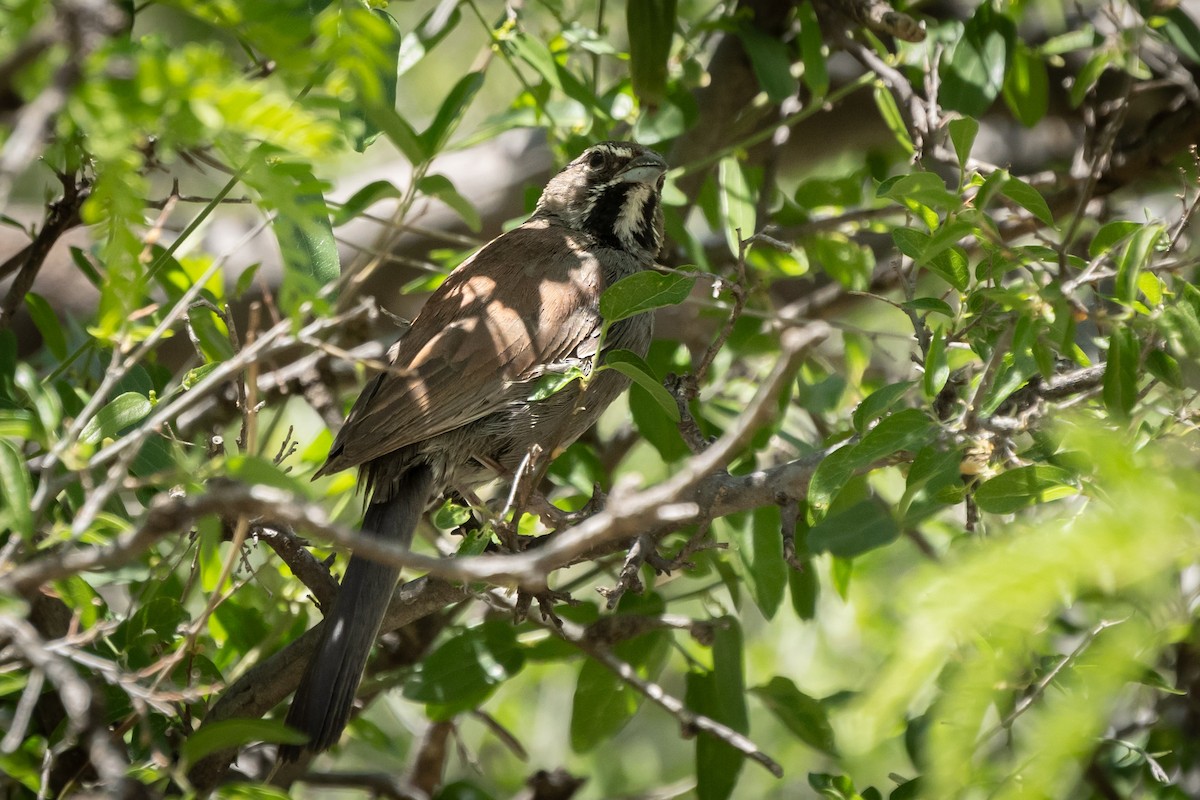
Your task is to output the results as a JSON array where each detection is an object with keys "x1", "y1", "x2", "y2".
[{"x1": 535, "y1": 141, "x2": 668, "y2": 263}]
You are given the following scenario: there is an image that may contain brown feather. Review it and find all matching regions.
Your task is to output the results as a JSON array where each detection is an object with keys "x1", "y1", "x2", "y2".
[{"x1": 316, "y1": 219, "x2": 609, "y2": 475}]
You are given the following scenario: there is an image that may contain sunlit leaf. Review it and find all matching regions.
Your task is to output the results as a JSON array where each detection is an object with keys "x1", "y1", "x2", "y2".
[
  {"x1": 973, "y1": 465, "x2": 1078, "y2": 514},
  {"x1": 600, "y1": 270, "x2": 695, "y2": 322},
  {"x1": 628, "y1": 0, "x2": 676, "y2": 107},
  {"x1": 601, "y1": 349, "x2": 679, "y2": 422},
  {"x1": 948, "y1": 117, "x2": 979, "y2": 169},
  {"x1": 181, "y1": 719, "x2": 307, "y2": 768},
  {"x1": 737, "y1": 21, "x2": 798, "y2": 103},
  {"x1": 1102, "y1": 328, "x2": 1138, "y2": 418},
  {"x1": 79, "y1": 392, "x2": 152, "y2": 445},
  {"x1": 688, "y1": 620, "x2": 747, "y2": 800},
  {"x1": 0, "y1": 439, "x2": 32, "y2": 540},
  {"x1": 719, "y1": 157, "x2": 755, "y2": 257},
  {"x1": 808, "y1": 500, "x2": 899, "y2": 558},
  {"x1": 797, "y1": 1, "x2": 829, "y2": 98},
  {"x1": 751, "y1": 677, "x2": 838, "y2": 756}
]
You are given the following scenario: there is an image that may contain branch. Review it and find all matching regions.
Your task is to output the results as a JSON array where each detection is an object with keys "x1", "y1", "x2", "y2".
[
  {"x1": 186, "y1": 577, "x2": 468, "y2": 792},
  {"x1": 0, "y1": 616, "x2": 135, "y2": 796},
  {"x1": 821, "y1": 0, "x2": 926, "y2": 42},
  {"x1": 0, "y1": 0, "x2": 125, "y2": 209},
  {"x1": 487, "y1": 590, "x2": 784, "y2": 779},
  {"x1": 0, "y1": 176, "x2": 87, "y2": 330},
  {"x1": 293, "y1": 770, "x2": 425, "y2": 800}
]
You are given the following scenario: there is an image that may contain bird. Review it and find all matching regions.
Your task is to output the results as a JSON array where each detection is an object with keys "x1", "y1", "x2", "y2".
[{"x1": 281, "y1": 141, "x2": 668, "y2": 758}]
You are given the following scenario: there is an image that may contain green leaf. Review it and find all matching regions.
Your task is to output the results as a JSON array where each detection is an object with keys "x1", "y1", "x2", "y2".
[
  {"x1": 627, "y1": 0, "x2": 677, "y2": 107},
  {"x1": 0, "y1": 409, "x2": 37, "y2": 441},
  {"x1": 797, "y1": 2, "x2": 829, "y2": 98},
  {"x1": 14, "y1": 364, "x2": 60, "y2": 435},
  {"x1": 331, "y1": 179, "x2": 402, "y2": 227},
  {"x1": 1102, "y1": 327, "x2": 1138, "y2": 418},
  {"x1": 751, "y1": 677, "x2": 838, "y2": 756},
  {"x1": 879, "y1": 172, "x2": 959, "y2": 213},
  {"x1": 24, "y1": 292, "x2": 66, "y2": 359},
  {"x1": 891, "y1": 226, "x2": 927, "y2": 259},
  {"x1": 403, "y1": 621, "x2": 525, "y2": 718},
  {"x1": 737, "y1": 22, "x2": 799, "y2": 103},
  {"x1": 807, "y1": 500, "x2": 899, "y2": 558},
  {"x1": 854, "y1": 408, "x2": 935, "y2": 464},
  {"x1": 809, "y1": 234, "x2": 875, "y2": 289},
  {"x1": 421, "y1": 71, "x2": 484, "y2": 156},
  {"x1": 1089, "y1": 220, "x2": 1143, "y2": 257},
  {"x1": 939, "y1": 7, "x2": 1011, "y2": 117},
  {"x1": 571, "y1": 623, "x2": 670, "y2": 751},
  {"x1": 234, "y1": 263, "x2": 261, "y2": 298},
  {"x1": 721, "y1": 507, "x2": 788, "y2": 619},
  {"x1": 601, "y1": 349, "x2": 679, "y2": 422},
  {"x1": 225, "y1": 454, "x2": 312, "y2": 496},
  {"x1": 1157, "y1": 7, "x2": 1200, "y2": 65},
  {"x1": 923, "y1": 326, "x2": 949, "y2": 399},
  {"x1": 1115, "y1": 224, "x2": 1164, "y2": 304},
  {"x1": 852, "y1": 382, "x2": 914, "y2": 433},
  {"x1": 509, "y1": 33, "x2": 562, "y2": 91},
  {"x1": 918, "y1": 228, "x2": 972, "y2": 290},
  {"x1": 1069, "y1": 50, "x2": 1115, "y2": 107},
  {"x1": 1138, "y1": 271, "x2": 1164, "y2": 306},
  {"x1": 1002, "y1": 43, "x2": 1049, "y2": 126},
  {"x1": 417, "y1": 174, "x2": 482, "y2": 232},
  {"x1": 899, "y1": 445, "x2": 964, "y2": 519},
  {"x1": 809, "y1": 772, "x2": 866, "y2": 800},
  {"x1": 1039, "y1": 27, "x2": 1101, "y2": 56},
  {"x1": 872, "y1": 83, "x2": 913, "y2": 154},
  {"x1": 794, "y1": 174, "x2": 863, "y2": 209},
  {"x1": 809, "y1": 408, "x2": 934, "y2": 515},
  {"x1": 600, "y1": 271, "x2": 695, "y2": 323},
  {"x1": 789, "y1": 559, "x2": 819, "y2": 620},
  {"x1": 79, "y1": 392, "x2": 152, "y2": 445},
  {"x1": 904, "y1": 297, "x2": 955, "y2": 318},
  {"x1": 688, "y1": 621, "x2": 748, "y2": 800},
  {"x1": 69, "y1": 245, "x2": 102, "y2": 287},
  {"x1": 344, "y1": 8, "x2": 402, "y2": 152},
  {"x1": 526, "y1": 367, "x2": 584, "y2": 402},
  {"x1": 182, "y1": 363, "x2": 220, "y2": 390},
  {"x1": 396, "y1": 3, "x2": 462, "y2": 77},
  {"x1": 181, "y1": 719, "x2": 308, "y2": 768},
  {"x1": 1146, "y1": 349, "x2": 1182, "y2": 389},
  {"x1": 186, "y1": 305, "x2": 235, "y2": 363},
  {"x1": 0, "y1": 439, "x2": 33, "y2": 540},
  {"x1": 948, "y1": 117, "x2": 979, "y2": 169},
  {"x1": 999, "y1": 173, "x2": 1055, "y2": 227},
  {"x1": 719, "y1": 157, "x2": 755, "y2": 257},
  {"x1": 433, "y1": 499, "x2": 473, "y2": 530},
  {"x1": 364, "y1": 103, "x2": 427, "y2": 164},
  {"x1": 973, "y1": 465, "x2": 1077, "y2": 513},
  {"x1": 211, "y1": 784, "x2": 292, "y2": 800},
  {"x1": 261, "y1": 163, "x2": 341, "y2": 310}
]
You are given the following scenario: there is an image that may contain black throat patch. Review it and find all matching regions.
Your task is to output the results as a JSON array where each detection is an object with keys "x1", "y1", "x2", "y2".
[{"x1": 584, "y1": 182, "x2": 659, "y2": 258}]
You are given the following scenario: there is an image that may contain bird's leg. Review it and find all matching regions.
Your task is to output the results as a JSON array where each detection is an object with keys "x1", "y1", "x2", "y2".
[
  {"x1": 513, "y1": 586, "x2": 578, "y2": 629},
  {"x1": 494, "y1": 444, "x2": 545, "y2": 552}
]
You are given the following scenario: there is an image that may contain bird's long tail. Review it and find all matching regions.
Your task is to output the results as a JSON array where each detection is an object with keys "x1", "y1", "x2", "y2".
[{"x1": 281, "y1": 464, "x2": 434, "y2": 759}]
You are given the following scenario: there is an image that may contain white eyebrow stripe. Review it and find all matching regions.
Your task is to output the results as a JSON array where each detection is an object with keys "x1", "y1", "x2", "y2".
[{"x1": 597, "y1": 145, "x2": 633, "y2": 160}]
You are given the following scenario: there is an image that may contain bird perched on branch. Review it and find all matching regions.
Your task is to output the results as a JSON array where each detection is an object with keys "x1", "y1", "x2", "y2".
[{"x1": 281, "y1": 141, "x2": 667, "y2": 758}]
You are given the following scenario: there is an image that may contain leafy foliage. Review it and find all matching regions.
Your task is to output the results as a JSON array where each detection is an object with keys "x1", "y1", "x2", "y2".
[{"x1": 3, "y1": 1, "x2": 1200, "y2": 799}]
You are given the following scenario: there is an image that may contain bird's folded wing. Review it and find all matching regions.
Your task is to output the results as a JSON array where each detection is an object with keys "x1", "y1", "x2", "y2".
[{"x1": 317, "y1": 224, "x2": 605, "y2": 475}]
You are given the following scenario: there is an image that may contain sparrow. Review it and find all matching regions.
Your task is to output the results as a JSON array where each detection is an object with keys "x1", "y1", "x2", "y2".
[{"x1": 281, "y1": 141, "x2": 668, "y2": 757}]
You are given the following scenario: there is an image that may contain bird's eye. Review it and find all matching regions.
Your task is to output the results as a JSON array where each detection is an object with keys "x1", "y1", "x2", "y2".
[{"x1": 587, "y1": 150, "x2": 606, "y2": 170}]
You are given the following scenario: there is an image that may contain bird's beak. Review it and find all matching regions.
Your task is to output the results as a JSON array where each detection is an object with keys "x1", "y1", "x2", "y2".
[{"x1": 618, "y1": 153, "x2": 668, "y2": 186}]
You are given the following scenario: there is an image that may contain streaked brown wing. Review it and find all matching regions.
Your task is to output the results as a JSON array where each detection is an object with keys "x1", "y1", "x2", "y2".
[{"x1": 316, "y1": 221, "x2": 604, "y2": 475}]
